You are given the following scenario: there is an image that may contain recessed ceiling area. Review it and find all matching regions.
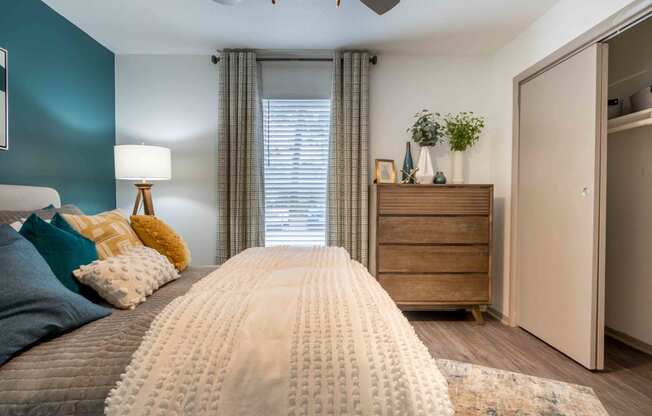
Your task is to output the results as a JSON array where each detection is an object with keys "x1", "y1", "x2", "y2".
[{"x1": 43, "y1": 0, "x2": 558, "y2": 55}]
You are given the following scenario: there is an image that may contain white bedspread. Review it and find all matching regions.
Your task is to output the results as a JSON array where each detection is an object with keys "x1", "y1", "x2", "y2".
[{"x1": 106, "y1": 246, "x2": 453, "y2": 415}]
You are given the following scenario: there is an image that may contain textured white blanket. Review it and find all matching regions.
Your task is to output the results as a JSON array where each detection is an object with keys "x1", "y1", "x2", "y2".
[{"x1": 106, "y1": 247, "x2": 453, "y2": 415}]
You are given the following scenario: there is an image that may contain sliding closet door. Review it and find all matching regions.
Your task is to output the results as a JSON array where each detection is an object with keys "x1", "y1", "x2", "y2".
[{"x1": 517, "y1": 44, "x2": 607, "y2": 370}]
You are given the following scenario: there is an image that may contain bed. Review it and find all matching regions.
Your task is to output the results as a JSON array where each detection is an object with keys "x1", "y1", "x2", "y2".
[{"x1": 0, "y1": 185, "x2": 453, "y2": 415}]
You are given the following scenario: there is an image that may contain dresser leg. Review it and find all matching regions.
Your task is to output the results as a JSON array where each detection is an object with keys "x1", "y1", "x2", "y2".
[{"x1": 471, "y1": 307, "x2": 485, "y2": 325}]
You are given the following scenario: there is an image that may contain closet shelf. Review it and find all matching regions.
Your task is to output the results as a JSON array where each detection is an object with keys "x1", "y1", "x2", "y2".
[{"x1": 608, "y1": 108, "x2": 652, "y2": 134}]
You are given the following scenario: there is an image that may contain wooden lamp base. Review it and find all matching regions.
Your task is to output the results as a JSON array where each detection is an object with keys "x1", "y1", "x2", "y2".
[{"x1": 132, "y1": 183, "x2": 156, "y2": 216}]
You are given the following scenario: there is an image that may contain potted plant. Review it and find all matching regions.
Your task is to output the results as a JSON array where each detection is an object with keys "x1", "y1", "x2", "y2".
[
  {"x1": 406, "y1": 110, "x2": 442, "y2": 184},
  {"x1": 440, "y1": 112, "x2": 485, "y2": 184}
]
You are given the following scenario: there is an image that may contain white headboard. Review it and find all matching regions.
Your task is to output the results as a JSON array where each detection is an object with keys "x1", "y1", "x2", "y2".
[{"x1": 0, "y1": 184, "x2": 61, "y2": 210}]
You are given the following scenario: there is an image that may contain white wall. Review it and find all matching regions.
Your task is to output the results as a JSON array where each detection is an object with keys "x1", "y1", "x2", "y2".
[
  {"x1": 370, "y1": 54, "x2": 493, "y2": 183},
  {"x1": 115, "y1": 55, "x2": 219, "y2": 265},
  {"x1": 606, "y1": 127, "x2": 652, "y2": 345}
]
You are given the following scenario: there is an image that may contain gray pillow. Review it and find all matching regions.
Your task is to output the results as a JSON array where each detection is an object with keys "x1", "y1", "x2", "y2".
[
  {"x1": 0, "y1": 224, "x2": 111, "y2": 365},
  {"x1": 0, "y1": 204, "x2": 83, "y2": 225}
]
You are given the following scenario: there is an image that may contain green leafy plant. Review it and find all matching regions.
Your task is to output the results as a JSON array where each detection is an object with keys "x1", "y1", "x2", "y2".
[
  {"x1": 439, "y1": 112, "x2": 485, "y2": 152},
  {"x1": 406, "y1": 110, "x2": 442, "y2": 147}
]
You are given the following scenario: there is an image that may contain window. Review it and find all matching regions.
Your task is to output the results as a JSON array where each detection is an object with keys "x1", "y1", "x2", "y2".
[{"x1": 263, "y1": 99, "x2": 330, "y2": 246}]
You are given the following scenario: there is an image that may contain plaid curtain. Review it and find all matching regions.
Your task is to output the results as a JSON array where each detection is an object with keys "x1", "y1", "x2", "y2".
[
  {"x1": 216, "y1": 50, "x2": 265, "y2": 264},
  {"x1": 327, "y1": 51, "x2": 370, "y2": 266}
]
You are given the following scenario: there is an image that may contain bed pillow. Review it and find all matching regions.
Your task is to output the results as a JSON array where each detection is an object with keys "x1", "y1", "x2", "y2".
[
  {"x1": 60, "y1": 210, "x2": 143, "y2": 259},
  {"x1": 0, "y1": 225, "x2": 111, "y2": 365},
  {"x1": 73, "y1": 246, "x2": 180, "y2": 310},
  {"x1": 0, "y1": 204, "x2": 83, "y2": 226},
  {"x1": 18, "y1": 214, "x2": 98, "y2": 295},
  {"x1": 130, "y1": 215, "x2": 192, "y2": 271}
]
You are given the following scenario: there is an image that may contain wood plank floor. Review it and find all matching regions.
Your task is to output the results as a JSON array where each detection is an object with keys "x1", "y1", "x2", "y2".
[{"x1": 406, "y1": 311, "x2": 652, "y2": 416}]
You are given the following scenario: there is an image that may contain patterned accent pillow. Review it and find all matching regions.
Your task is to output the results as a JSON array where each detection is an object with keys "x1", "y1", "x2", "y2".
[
  {"x1": 73, "y1": 246, "x2": 179, "y2": 309},
  {"x1": 130, "y1": 215, "x2": 192, "y2": 271},
  {"x1": 61, "y1": 210, "x2": 143, "y2": 259}
]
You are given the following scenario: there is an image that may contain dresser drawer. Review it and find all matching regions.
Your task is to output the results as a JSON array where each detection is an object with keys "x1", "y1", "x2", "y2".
[
  {"x1": 378, "y1": 274, "x2": 490, "y2": 303},
  {"x1": 377, "y1": 185, "x2": 491, "y2": 215},
  {"x1": 378, "y1": 216, "x2": 489, "y2": 244},
  {"x1": 377, "y1": 245, "x2": 489, "y2": 273}
]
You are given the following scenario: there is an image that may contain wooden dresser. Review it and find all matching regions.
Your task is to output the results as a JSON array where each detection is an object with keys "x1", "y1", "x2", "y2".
[{"x1": 370, "y1": 184, "x2": 493, "y2": 323}]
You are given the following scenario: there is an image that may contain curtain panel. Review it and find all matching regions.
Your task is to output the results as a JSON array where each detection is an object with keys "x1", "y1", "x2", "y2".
[
  {"x1": 216, "y1": 50, "x2": 265, "y2": 264},
  {"x1": 327, "y1": 51, "x2": 370, "y2": 266}
]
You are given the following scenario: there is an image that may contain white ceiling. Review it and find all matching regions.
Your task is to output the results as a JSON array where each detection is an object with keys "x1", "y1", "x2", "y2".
[{"x1": 42, "y1": 0, "x2": 558, "y2": 55}]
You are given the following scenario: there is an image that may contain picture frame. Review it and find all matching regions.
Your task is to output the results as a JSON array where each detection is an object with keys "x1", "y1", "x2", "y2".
[
  {"x1": 374, "y1": 159, "x2": 397, "y2": 184},
  {"x1": 0, "y1": 47, "x2": 7, "y2": 151}
]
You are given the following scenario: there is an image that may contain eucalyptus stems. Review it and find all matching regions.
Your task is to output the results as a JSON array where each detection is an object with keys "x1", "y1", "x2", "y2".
[{"x1": 406, "y1": 110, "x2": 443, "y2": 147}]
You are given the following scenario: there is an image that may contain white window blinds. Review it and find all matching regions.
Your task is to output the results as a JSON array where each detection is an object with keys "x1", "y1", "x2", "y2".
[{"x1": 263, "y1": 99, "x2": 331, "y2": 247}]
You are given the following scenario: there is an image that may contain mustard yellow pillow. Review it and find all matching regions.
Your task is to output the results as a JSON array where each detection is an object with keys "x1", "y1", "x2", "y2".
[
  {"x1": 130, "y1": 215, "x2": 191, "y2": 271},
  {"x1": 61, "y1": 210, "x2": 143, "y2": 259}
]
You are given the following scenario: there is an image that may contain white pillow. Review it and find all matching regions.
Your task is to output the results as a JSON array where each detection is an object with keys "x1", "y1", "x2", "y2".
[{"x1": 73, "y1": 246, "x2": 180, "y2": 309}]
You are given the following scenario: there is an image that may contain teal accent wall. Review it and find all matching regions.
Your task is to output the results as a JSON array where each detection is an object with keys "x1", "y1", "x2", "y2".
[{"x1": 0, "y1": 0, "x2": 115, "y2": 213}]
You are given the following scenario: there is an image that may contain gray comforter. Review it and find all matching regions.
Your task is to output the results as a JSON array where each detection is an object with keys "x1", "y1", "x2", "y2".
[{"x1": 0, "y1": 266, "x2": 217, "y2": 416}]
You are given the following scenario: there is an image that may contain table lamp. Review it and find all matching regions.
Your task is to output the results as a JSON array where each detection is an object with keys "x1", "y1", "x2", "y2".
[{"x1": 114, "y1": 144, "x2": 171, "y2": 216}]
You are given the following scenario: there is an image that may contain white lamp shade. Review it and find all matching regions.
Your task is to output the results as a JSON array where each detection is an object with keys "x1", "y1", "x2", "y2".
[{"x1": 114, "y1": 145, "x2": 171, "y2": 181}]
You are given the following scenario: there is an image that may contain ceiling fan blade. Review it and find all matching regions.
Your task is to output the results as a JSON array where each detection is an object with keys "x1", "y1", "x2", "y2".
[{"x1": 360, "y1": 0, "x2": 400, "y2": 15}]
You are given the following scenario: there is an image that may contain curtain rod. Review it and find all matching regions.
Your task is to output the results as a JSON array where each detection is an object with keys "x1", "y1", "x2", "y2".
[{"x1": 210, "y1": 55, "x2": 378, "y2": 65}]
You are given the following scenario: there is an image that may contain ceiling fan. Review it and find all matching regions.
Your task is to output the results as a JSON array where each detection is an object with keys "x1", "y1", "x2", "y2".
[{"x1": 212, "y1": 0, "x2": 400, "y2": 16}]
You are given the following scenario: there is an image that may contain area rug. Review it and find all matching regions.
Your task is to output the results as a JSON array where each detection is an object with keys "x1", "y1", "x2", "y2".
[{"x1": 437, "y1": 359, "x2": 609, "y2": 415}]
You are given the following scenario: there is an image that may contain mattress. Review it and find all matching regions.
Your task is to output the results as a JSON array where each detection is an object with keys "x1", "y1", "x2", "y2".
[{"x1": 0, "y1": 266, "x2": 218, "y2": 416}]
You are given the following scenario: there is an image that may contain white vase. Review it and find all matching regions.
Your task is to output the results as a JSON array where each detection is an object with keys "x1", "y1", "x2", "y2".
[
  {"x1": 451, "y1": 150, "x2": 465, "y2": 184},
  {"x1": 416, "y1": 146, "x2": 435, "y2": 184}
]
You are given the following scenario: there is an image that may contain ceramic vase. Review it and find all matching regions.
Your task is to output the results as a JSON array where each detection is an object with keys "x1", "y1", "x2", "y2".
[
  {"x1": 401, "y1": 142, "x2": 415, "y2": 184},
  {"x1": 416, "y1": 146, "x2": 435, "y2": 184},
  {"x1": 434, "y1": 171, "x2": 447, "y2": 184},
  {"x1": 451, "y1": 150, "x2": 465, "y2": 184}
]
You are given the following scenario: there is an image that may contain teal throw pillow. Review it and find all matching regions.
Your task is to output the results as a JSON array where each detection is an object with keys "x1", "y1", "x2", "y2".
[{"x1": 19, "y1": 214, "x2": 98, "y2": 295}]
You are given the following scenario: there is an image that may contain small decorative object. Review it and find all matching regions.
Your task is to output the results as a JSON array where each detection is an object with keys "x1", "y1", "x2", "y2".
[
  {"x1": 401, "y1": 142, "x2": 415, "y2": 184},
  {"x1": 407, "y1": 110, "x2": 443, "y2": 184},
  {"x1": 0, "y1": 48, "x2": 7, "y2": 150},
  {"x1": 401, "y1": 167, "x2": 418, "y2": 184},
  {"x1": 416, "y1": 147, "x2": 435, "y2": 184},
  {"x1": 608, "y1": 98, "x2": 623, "y2": 119},
  {"x1": 374, "y1": 159, "x2": 397, "y2": 184},
  {"x1": 114, "y1": 144, "x2": 172, "y2": 215},
  {"x1": 434, "y1": 171, "x2": 447, "y2": 184},
  {"x1": 440, "y1": 111, "x2": 485, "y2": 184}
]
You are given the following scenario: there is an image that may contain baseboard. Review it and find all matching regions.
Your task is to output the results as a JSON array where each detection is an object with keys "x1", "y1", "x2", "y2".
[
  {"x1": 605, "y1": 326, "x2": 652, "y2": 356},
  {"x1": 486, "y1": 307, "x2": 511, "y2": 325}
]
